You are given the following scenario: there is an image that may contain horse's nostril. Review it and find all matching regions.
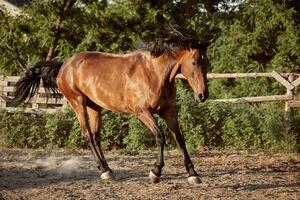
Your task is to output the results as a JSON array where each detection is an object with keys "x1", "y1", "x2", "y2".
[
  {"x1": 194, "y1": 92, "x2": 206, "y2": 102},
  {"x1": 199, "y1": 93, "x2": 203, "y2": 100}
]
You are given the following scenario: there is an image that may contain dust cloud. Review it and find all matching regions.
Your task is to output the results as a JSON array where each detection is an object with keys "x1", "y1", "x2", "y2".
[{"x1": 35, "y1": 156, "x2": 83, "y2": 177}]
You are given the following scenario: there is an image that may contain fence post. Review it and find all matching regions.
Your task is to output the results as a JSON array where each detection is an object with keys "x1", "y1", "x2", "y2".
[
  {"x1": 284, "y1": 74, "x2": 295, "y2": 122},
  {"x1": 0, "y1": 75, "x2": 4, "y2": 109}
]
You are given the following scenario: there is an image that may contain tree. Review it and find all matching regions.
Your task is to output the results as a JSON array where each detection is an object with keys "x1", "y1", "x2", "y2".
[
  {"x1": 211, "y1": 0, "x2": 300, "y2": 72},
  {"x1": 0, "y1": 0, "x2": 83, "y2": 74},
  {"x1": 0, "y1": 8, "x2": 28, "y2": 73},
  {"x1": 45, "y1": 0, "x2": 77, "y2": 60},
  {"x1": 209, "y1": 0, "x2": 300, "y2": 98}
]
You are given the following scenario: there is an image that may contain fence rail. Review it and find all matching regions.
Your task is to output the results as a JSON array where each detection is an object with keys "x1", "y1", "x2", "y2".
[
  {"x1": 0, "y1": 75, "x2": 67, "y2": 113},
  {"x1": 179, "y1": 71, "x2": 300, "y2": 120},
  {"x1": 1, "y1": 72, "x2": 300, "y2": 114}
]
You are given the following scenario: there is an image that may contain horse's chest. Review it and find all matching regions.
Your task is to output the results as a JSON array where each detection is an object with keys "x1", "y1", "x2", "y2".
[
  {"x1": 149, "y1": 83, "x2": 175, "y2": 111},
  {"x1": 123, "y1": 81, "x2": 164, "y2": 110}
]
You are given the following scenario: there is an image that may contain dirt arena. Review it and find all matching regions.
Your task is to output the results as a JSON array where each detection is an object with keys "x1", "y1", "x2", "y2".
[{"x1": 0, "y1": 148, "x2": 299, "y2": 200}]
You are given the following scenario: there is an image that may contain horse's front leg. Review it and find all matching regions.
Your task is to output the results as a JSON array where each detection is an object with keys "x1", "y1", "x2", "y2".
[
  {"x1": 137, "y1": 111, "x2": 165, "y2": 183},
  {"x1": 159, "y1": 108, "x2": 201, "y2": 184}
]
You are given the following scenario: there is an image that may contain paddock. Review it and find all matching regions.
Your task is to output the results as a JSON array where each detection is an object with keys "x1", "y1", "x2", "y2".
[{"x1": 0, "y1": 148, "x2": 299, "y2": 199}]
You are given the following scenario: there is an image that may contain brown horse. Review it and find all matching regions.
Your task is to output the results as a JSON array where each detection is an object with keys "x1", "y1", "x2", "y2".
[{"x1": 4, "y1": 35, "x2": 209, "y2": 184}]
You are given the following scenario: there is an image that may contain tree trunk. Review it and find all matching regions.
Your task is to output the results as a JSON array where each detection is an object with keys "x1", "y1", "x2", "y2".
[
  {"x1": 46, "y1": 15, "x2": 62, "y2": 61},
  {"x1": 46, "y1": 0, "x2": 76, "y2": 61}
]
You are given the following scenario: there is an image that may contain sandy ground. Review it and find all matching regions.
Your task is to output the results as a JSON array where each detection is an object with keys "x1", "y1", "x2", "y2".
[{"x1": 0, "y1": 148, "x2": 299, "y2": 200}]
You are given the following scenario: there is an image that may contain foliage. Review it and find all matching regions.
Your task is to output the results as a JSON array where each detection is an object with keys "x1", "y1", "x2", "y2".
[
  {"x1": 0, "y1": 100, "x2": 298, "y2": 152},
  {"x1": 44, "y1": 109, "x2": 77, "y2": 148},
  {"x1": 209, "y1": 0, "x2": 300, "y2": 98},
  {"x1": 211, "y1": 0, "x2": 300, "y2": 72},
  {"x1": 176, "y1": 77, "x2": 299, "y2": 152},
  {"x1": 101, "y1": 111, "x2": 129, "y2": 150},
  {"x1": 123, "y1": 116, "x2": 154, "y2": 153},
  {"x1": 0, "y1": 110, "x2": 46, "y2": 148}
]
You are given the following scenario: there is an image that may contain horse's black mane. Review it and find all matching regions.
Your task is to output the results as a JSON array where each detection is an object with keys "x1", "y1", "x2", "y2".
[{"x1": 139, "y1": 34, "x2": 209, "y2": 57}]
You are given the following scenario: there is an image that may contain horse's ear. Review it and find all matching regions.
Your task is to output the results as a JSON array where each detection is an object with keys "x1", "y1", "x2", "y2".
[{"x1": 197, "y1": 38, "x2": 214, "y2": 50}]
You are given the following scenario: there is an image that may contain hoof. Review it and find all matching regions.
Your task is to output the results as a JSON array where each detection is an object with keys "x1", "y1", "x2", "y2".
[
  {"x1": 101, "y1": 171, "x2": 114, "y2": 180},
  {"x1": 188, "y1": 176, "x2": 202, "y2": 184},
  {"x1": 149, "y1": 171, "x2": 160, "y2": 183}
]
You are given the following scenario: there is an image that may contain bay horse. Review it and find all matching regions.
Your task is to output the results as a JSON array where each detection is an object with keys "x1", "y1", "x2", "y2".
[{"x1": 3, "y1": 35, "x2": 209, "y2": 184}]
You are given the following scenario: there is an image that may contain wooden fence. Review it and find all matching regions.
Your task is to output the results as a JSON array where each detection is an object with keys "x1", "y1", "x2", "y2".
[
  {"x1": 1, "y1": 71, "x2": 300, "y2": 115},
  {"x1": 208, "y1": 72, "x2": 300, "y2": 120},
  {"x1": 0, "y1": 75, "x2": 67, "y2": 113}
]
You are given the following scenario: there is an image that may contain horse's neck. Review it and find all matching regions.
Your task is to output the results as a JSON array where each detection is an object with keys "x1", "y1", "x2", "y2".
[{"x1": 151, "y1": 54, "x2": 181, "y2": 84}]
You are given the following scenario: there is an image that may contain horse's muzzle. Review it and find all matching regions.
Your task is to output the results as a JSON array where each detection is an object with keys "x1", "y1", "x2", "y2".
[{"x1": 194, "y1": 91, "x2": 208, "y2": 103}]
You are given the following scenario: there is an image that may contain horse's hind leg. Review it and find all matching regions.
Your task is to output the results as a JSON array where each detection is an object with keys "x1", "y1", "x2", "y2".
[
  {"x1": 64, "y1": 92, "x2": 113, "y2": 180},
  {"x1": 86, "y1": 104, "x2": 113, "y2": 179}
]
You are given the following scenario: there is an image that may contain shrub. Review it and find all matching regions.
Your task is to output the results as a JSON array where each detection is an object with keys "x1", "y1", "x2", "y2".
[
  {"x1": 101, "y1": 111, "x2": 129, "y2": 150},
  {"x1": 0, "y1": 110, "x2": 46, "y2": 148},
  {"x1": 175, "y1": 80, "x2": 298, "y2": 152},
  {"x1": 45, "y1": 111, "x2": 69, "y2": 148},
  {"x1": 123, "y1": 116, "x2": 155, "y2": 153},
  {"x1": 0, "y1": 99, "x2": 298, "y2": 153}
]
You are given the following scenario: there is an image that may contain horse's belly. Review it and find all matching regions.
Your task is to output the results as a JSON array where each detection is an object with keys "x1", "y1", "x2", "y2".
[{"x1": 84, "y1": 88, "x2": 128, "y2": 112}]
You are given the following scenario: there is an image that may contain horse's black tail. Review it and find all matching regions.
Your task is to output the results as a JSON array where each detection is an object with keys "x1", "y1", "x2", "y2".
[{"x1": 2, "y1": 60, "x2": 64, "y2": 106}]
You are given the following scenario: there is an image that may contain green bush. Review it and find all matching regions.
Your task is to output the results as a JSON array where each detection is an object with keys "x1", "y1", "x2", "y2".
[
  {"x1": 174, "y1": 80, "x2": 298, "y2": 152},
  {"x1": 0, "y1": 99, "x2": 298, "y2": 153},
  {"x1": 101, "y1": 111, "x2": 128, "y2": 150},
  {"x1": 123, "y1": 116, "x2": 155, "y2": 153},
  {"x1": 0, "y1": 108, "x2": 82, "y2": 149},
  {"x1": 176, "y1": 81, "x2": 226, "y2": 150},
  {"x1": 45, "y1": 110, "x2": 74, "y2": 148},
  {"x1": 0, "y1": 110, "x2": 46, "y2": 148}
]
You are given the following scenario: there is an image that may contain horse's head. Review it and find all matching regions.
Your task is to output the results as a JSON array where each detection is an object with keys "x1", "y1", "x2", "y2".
[
  {"x1": 144, "y1": 34, "x2": 210, "y2": 102},
  {"x1": 179, "y1": 46, "x2": 209, "y2": 102}
]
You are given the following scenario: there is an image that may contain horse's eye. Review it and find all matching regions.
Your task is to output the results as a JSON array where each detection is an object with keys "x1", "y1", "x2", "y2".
[{"x1": 192, "y1": 61, "x2": 196, "y2": 66}]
